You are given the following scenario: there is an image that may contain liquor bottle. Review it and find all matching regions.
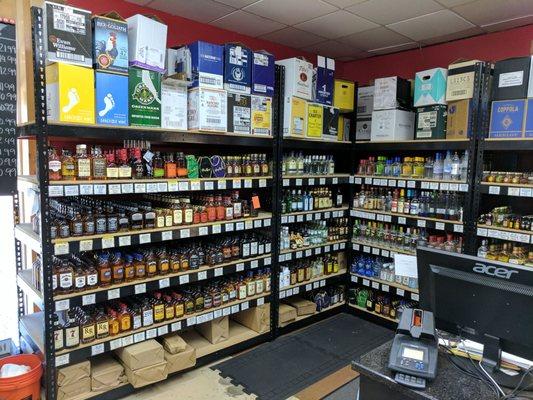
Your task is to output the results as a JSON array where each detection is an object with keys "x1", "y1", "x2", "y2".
[
  {"x1": 106, "y1": 152, "x2": 119, "y2": 179},
  {"x1": 176, "y1": 152, "x2": 187, "y2": 177},
  {"x1": 117, "y1": 149, "x2": 132, "y2": 179},
  {"x1": 76, "y1": 144, "x2": 92, "y2": 180},
  {"x1": 164, "y1": 153, "x2": 177, "y2": 179},
  {"x1": 95, "y1": 309, "x2": 110, "y2": 339},
  {"x1": 118, "y1": 304, "x2": 132, "y2": 332},
  {"x1": 92, "y1": 146, "x2": 107, "y2": 180},
  {"x1": 58, "y1": 259, "x2": 74, "y2": 294},
  {"x1": 48, "y1": 148, "x2": 62, "y2": 181},
  {"x1": 80, "y1": 313, "x2": 96, "y2": 344},
  {"x1": 451, "y1": 152, "x2": 461, "y2": 181},
  {"x1": 108, "y1": 310, "x2": 120, "y2": 336},
  {"x1": 433, "y1": 153, "x2": 443, "y2": 180},
  {"x1": 53, "y1": 314, "x2": 64, "y2": 350},
  {"x1": 61, "y1": 149, "x2": 76, "y2": 180},
  {"x1": 130, "y1": 148, "x2": 144, "y2": 179},
  {"x1": 64, "y1": 311, "x2": 80, "y2": 348},
  {"x1": 443, "y1": 151, "x2": 452, "y2": 180}
]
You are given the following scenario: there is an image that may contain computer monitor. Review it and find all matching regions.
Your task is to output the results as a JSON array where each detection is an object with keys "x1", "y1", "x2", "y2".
[{"x1": 416, "y1": 247, "x2": 533, "y2": 388}]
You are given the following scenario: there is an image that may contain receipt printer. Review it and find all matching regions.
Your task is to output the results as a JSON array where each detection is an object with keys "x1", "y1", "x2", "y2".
[{"x1": 388, "y1": 308, "x2": 438, "y2": 389}]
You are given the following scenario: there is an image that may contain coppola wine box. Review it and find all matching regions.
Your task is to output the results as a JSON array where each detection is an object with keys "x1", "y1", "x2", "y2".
[{"x1": 489, "y1": 99, "x2": 526, "y2": 138}]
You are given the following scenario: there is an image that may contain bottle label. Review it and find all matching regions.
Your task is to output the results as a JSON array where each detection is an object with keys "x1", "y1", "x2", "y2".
[
  {"x1": 107, "y1": 167, "x2": 119, "y2": 179},
  {"x1": 87, "y1": 273, "x2": 98, "y2": 286},
  {"x1": 49, "y1": 160, "x2": 61, "y2": 172},
  {"x1": 94, "y1": 161, "x2": 106, "y2": 178},
  {"x1": 225, "y1": 207, "x2": 233, "y2": 220},
  {"x1": 239, "y1": 285, "x2": 247, "y2": 299},
  {"x1": 174, "y1": 210, "x2": 183, "y2": 225},
  {"x1": 119, "y1": 165, "x2": 132, "y2": 178},
  {"x1": 233, "y1": 202, "x2": 242, "y2": 217},
  {"x1": 59, "y1": 273, "x2": 73, "y2": 289},
  {"x1": 120, "y1": 316, "x2": 131, "y2": 331},
  {"x1": 96, "y1": 321, "x2": 109, "y2": 337},
  {"x1": 84, "y1": 221, "x2": 95, "y2": 235},
  {"x1": 133, "y1": 315, "x2": 142, "y2": 330},
  {"x1": 82, "y1": 325, "x2": 95, "y2": 340},
  {"x1": 54, "y1": 329, "x2": 64, "y2": 349},
  {"x1": 96, "y1": 218, "x2": 107, "y2": 234},
  {"x1": 75, "y1": 276, "x2": 85, "y2": 289},
  {"x1": 65, "y1": 327, "x2": 79, "y2": 347},
  {"x1": 143, "y1": 309, "x2": 154, "y2": 326},
  {"x1": 107, "y1": 217, "x2": 118, "y2": 232},
  {"x1": 78, "y1": 159, "x2": 91, "y2": 177},
  {"x1": 247, "y1": 282, "x2": 256, "y2": 296},
  {"x1": 184, "y1": 209, "x2": 193, "y2": 224}
]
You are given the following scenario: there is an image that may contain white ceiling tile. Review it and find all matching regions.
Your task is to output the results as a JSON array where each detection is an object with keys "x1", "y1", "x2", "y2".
[
  {"x1": 346, "y1": 0, "x2": 443, "y2": 25},
  {"x1": 452, "y1": 0, "x2": 533, "y2": 26},
  {"x1": 387, "y1": 10, "x2": 475, "y2": 41},
  {"x1": 259, "y1": 27, "x2": 326, "y2": 48},
  {"x1": 148, "y1": 0, "x2": 236, "y2": 23},
  {"x1": 420, "y1": 26, "x2": 484, "y2": 44},
  {"x1": 294, "y1": 10, "x2": 379, "y2": 39},
  {"x1": 481, "y1": 15, "x2": 533, "y2": 32},
  {"x1": 125, "y1": 0, "x2": 153, "y2": 5},
  {"x1": 368, "y1": 41, "x2": 419, "y2": 54},
  {"x1": 434, "y1": 0, "x2": 475, "y2": 6},
  {"x1": 243, "y1": 0, "x2": 338, "y2": 25},
  {"x1": 322, "y1": 0, "x2": 368, "y2": 7},
  {"x1": 302, "y1": 40, "x2": 361, "y2": 58},
  {"x1": 211, "y1": 10, "x2": 286, "y2": 37},
  {"x1": 339, "y1": 27, "x2": 412, "y2": 50},
  {"x1": 214, "y1": 0, "x2": 260, "y2": 7}
]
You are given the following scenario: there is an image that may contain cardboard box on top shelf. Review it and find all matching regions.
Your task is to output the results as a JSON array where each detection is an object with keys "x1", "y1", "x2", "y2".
[
  {"x1": 373, "y1": 76, "x2": 411, "y2": 111},
  {"x1": 227, "y1": 92, "x2": 251, "y2": 134},
  {"x1": 252, "y1": 50, "x2": 275, "y2": 97},
  {"x1": 525, "y1": 99, "x2": 533, "y2": 137},
  {"x1": 356, "y1": 119, "x2": 371, "y2": 141},
  {"x1": 224, "y1": 43, "x2": 252, "y2": 94},
  {"x1": 115, "y1": 339, "x2": 164, "y2": 371},
  {"x1": 445, "y1": 59, "x2": 483, "y2": 101},
  {"x1": 279, "y1": 303, "x2": 297, "y2": 326},
  {"x1": 195, "y1": 316, "x2": 229, "y2": 344},
  {"x1": 164, "y1": 344, "x2": 196, "y2": 374},
  {"x1": 126, "y1": 14, "x2": 167, "y2": 73},
  {"x1": 334, "y1": 79, "x2": 355, "y2": 112},
  {"x1": 57, "y1": 360, "x2": 90, "y2": 387},
  {"x1": 161, "y1": 80, "x2": 187, "y2": 130},
  {"x1": 125, "y1": 361, "x2": 168, "y2": 389},
  {"x1": 232, "y1": 304, "x2": 270, "y2": 334},
  {"x1": 414, "y1": 67, "x2": 447, "y2": 107},
  {"x1": 307, "y1": 103, "x2": 324, "y2": 139},
  {"x1": 323, "y1": 105, "x2": 340, "y2": 141},
  {"x1": 95, "y1": 71, "x2": 129, "y2": 126},
  {"x1": 57, "y1": 376, "x2": 91, "y2": 400},
  {"x1": 447, "y1": 99, "x2": 472, "y2": 140},
  {"x1": 489, "y1": 99, "x2": 527, "y2": 138},
  {"x1": 276, "y1": 57, "x2": 314, "y2": 100},
  {"x1": 415, "y1": 104, "x2": 447, "y2": 140},
  {"x1": 161, "y1": 333, "x2": 188, "y2": 355},
  {"x1": 283, "y1": 96, "x2": 307, "y2": 137},
  {"x1": 370, "y1": 109, "x2": 415, "y2": 141},
  {"x1": 91, "y1": 354, "x2": 127, "y2": 392},
  {"x1": 338, "y1": 115, "x2": 351, "y2": 142},
  {"x1": 128, "y1": 67, "x2": 161, "y2": 127},
  {"x1": 285, "y1": 297, "x2": 316, "y2": 316},
  {"x1": 188, "y1": 87, "x2": 227, "y2": 132},
  {"x1": 492, "y1": 56, "x2": 532, "y2": 101},
  {"x1": 251, "y1": 95, "x2": 272, "y2": 135},
  {"x1": 357, "y1": 86, "x2": 374, "y2": 118},
  {"x1": 92, "y1": 12, "x2": 129, "y2": 74},
  {"x1": 46, "y1": 63, "x2": 95, "y2": 124},
  {"x1": 314, "y1": 55, "x2": 335, "y2": 106},
  {"x1": 176, "y1": 41, "x2": 224, "y2": 89}
]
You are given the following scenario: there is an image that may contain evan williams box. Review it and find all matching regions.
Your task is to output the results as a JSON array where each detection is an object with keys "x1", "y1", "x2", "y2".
[
  {"x1": 489, "y1": 99, "x2": 526, "y2": 138},
  {"x1": 93, "y1": 13, "x2": 129, "y2": 74},
  {"x1": 224, "y1": 44, "x2": 252, "y2": 94},
  {"x1": 44, "y1": 2, "x2": 93, "y2": 67}
]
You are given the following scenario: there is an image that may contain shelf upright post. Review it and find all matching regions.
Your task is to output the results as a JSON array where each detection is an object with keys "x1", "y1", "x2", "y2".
[
  {"x1": 271, "y1": 64, "x2": 284, "y2": 338},
  {"x1": 30, "y1": 7, "x2": 57, "y2": 400}
]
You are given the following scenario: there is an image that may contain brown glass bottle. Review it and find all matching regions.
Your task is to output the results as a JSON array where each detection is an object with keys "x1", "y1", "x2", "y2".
[
  {"x1": 64, "y1": 311, "x2": 80, "y2": 348},
  {"x1": 80, "y1": 313, "x2": 96, "y2": 344}
]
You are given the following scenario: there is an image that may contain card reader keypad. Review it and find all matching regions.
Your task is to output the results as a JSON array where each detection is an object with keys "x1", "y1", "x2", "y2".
[{"x1": 395, "y1": 372, "x2": 426, "y2": 389}]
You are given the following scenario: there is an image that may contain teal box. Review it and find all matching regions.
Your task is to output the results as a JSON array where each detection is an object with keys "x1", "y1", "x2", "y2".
[
  {"x1": 489, "y1": 99, "x2": 526, "y2": 138},
  {"x1": 414, "y1": 67, "x2": 447, "y2": 107},
  {"x1": 525, "y1": 99, "x2": 533, "y2": 137},
  {"x1": 95, "y1": 71, "x2": 129, "y2": 126}
]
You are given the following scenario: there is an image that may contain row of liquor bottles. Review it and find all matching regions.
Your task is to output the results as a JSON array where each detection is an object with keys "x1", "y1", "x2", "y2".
[
  {"x1": 280, "y1": 219, "x2": 350, "y2": 251},
  {"x1": 356, "y1": 151, "x2": 469, "y2": 181},
  {"x1": 478, "y1": 206, "x2": 532, "y2": 232},
  {"x1": 347, "y1": 287, "x2": 418, "y2": 321},
  {"x1": 350, "y1": 255, "x2": 418, "y2": 290},
  {"x1": 305, "y1": 285, "x2": 345, "y2": 313},
  {"x1": 37, "y1": 233, "x2": 271, "y2": 295},
  {"x1": 477, "y1": 240, "x2": 532, "y2": 266},
  {"x1": 46, "y1": 191, "x2": 262, "y2": 239},
  {"x1": 282, "y1": 153, "x2": 336, "y2": 176},
  {"x1": 53, "y1": 270, "x2": 272, "y2": 350},
  {"x1": 352, "y1": 220, "x2": 464, "y2": 254},
  {"x1": 281, "y1": 188, "x2": 343, "y2": 214},
  {"x1": 279, "y1": 254, "x2": 342, "y2": 289},
  {"x1": 48, "y1": 145, "x2": 271, "y2": 181},
  {"x1": 482, "y1": 171, "x2": 532, "y2": 185},
  {"x1": 353, "y1": 187, "x2": 464, "y2": 221}
]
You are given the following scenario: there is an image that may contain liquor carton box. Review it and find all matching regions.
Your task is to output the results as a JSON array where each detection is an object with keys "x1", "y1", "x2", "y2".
[
  {"x1": 414, "y1": 67, "x2": 447, "y2": 107},
  {"x1": 323, "y1": 105, "x2": 340, "y2": 141},
  {"x1": 279, "y1": 304, "x2": 297, "y2": 326},
  {"x1": 251, "y1": 95, "x2": 272, "y2": 135},
  {"x1": 161, "y1": 334, "x2": 187, "y2": 355},
  {"x1": 46, "y1": 63, "x2": 95, "y2": 124},
  {"x1": 126, "y1": 14, "x2": 167, "y2": 73},
  {"x1": 115, "y1": 339, "x2": 164, "y2": 371},
  {"x1": 334, "y1": 79, "x2": 355, "y2": 112},
  {"x1": 128, "y1": 67, "x2": 161, "y2": 127},
  {"x1": 492, "y1": 56, "x2": 531, "y2": 101},
  {"x1": 224, "y1": 43, "x2": 252, "y2": 94},
  {"x1": 124, "y1": 361, "x2": 168, "y2": 389},
  {"x1": 314, "y1": 55, "x2": 334, "y2": 106},
  {"x1": 196, "y1": 316, "x2": 229, "y2": 344},
  {"x1": 93, "y1": 15, "x2": 129, "y2": 74},
  {"x1": 307, "y1": 103, "x2": 323, "y2": 138},
  {"x1": 356, "y1": 119, "x2": 371, "y2": 141},
  {"x1": 276, "y1": 57, "x2": 313, "y2": 100},
  {"x1": 178, "y1": 41, "x2": 224, "y2": 89},
  {"x1": 161, "y1": 80, "x2": 187, "y2": 130},
  {"x1": 373, "y1": 76, "x2": 411, "y2": 110},
  {"x1": 357, "y1": 86, "x2": 374, "y2": 117},
  {"x1": 283, "y1": 96, "x2": 307, "y2": 137},
  {"x1": 164, "y1": 345, "x2": 196, "y2": 374},
  {"x1": 415, "y1": 104, "x2": 447, "y2": 140},
  {"x1": 44, "y1": 2, "x2": 92, "y2": 67},
  {"x1": 285, "y1": 297, "x2": 316, "y2": 316},
  {"x1": 188, "y1": 88, "x2": 227, "y2": 132},
  {"x1": 57, "y1": 376, "x2": 91, "y2": 400},
  {"x1": 447, "y1": 99, "x2": 472, "y2": 139},
  {"x1": 338, "y1": 115, "x2": 350, "y2": 142},
  {"x1": 446, "y1": 60, "x2": 483, "y2": 101},
  {"x1": 227, "y1": 92, "x2": 251, "y2": 134},
  {"x1": 526, "y1": 99, "x2": 533, "y2": 137},
  {"x1": 371, "y1": 109, "x2": 415, "y2": 141},
  {"x1": 95, "y1": 71, "x2": 129, "y2": 126},
  {"x1": 91, "y1": 355, "x2": 127, "y2": 392},
  {"x1": 231, "y1": 304, "x2": 270, "y2": 333},
  {"x1": 57, "y1": 360, "x2": 90, "y2": 387},
  {"x1": 489, "y1": 99, "x2": 526, "y2": 138},
  {"x1": 252, "y1": 51, "x2": 275, "y2": 97}
]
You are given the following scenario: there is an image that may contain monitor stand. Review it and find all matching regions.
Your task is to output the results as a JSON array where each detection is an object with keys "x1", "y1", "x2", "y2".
[{"x1": 482, "y1": 334, "x2": 533, "y2": 391}]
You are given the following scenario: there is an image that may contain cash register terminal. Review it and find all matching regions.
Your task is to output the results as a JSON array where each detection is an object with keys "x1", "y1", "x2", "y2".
[{"x1": 388, "y1": 308, "x2": 438, "y2": 389}]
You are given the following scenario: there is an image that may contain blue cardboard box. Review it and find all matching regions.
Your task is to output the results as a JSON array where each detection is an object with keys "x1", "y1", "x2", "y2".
[
  {"x1": 95, "y1": 71, "x2": 129, "y2": 126},
  {"x1": 489, "y1": 99, "x2": 526, "y2": 138},
  {"x1": 224, "y1": 44, "x2": 252, "y2": 94},
  {"x1": 177, "y1": 41, "x2": 224, "y2": 89},
  {"x1": 93, "y1": 15, "x2": 129, "y2": 74},
  {"x1": 525, "y1": 99, "x2": 533, "y2": 137},
  {"x1": 252, "y1": 51, "x2": 275, "y2": 97},
  {"x1": 314, "y1": 56, "x2": 335, "y2": 106}
]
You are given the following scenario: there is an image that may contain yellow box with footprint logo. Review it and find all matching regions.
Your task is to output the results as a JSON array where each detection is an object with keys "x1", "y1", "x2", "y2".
[{"x1": 46, "y1": 63, "x2": 95, "y2": 124}]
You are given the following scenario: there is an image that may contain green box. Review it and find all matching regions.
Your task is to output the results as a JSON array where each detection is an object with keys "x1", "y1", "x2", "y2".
[
  {"x1": 415, "y1": 104, "x2": 447, "y2": 140},
  {"x1": 129, "y1": 67, "x2": 161, "y2": 127}
]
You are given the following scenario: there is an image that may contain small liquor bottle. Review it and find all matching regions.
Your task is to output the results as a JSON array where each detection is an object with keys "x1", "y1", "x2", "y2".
[
  {"x1": 76, "y1": 144, "x2": 92, "y2": 180},
  {"x1": 48, "y1": 148, "x2": 62, "y2": 181},
  {"x1": 61, "y1": 149, "x2": 76, "y2": 180},
  {"x1": 106, "y1": 152, "x2": 119, "y2": 179},
  {"x1": 64, "y1": 311, "x2": 80, "y2": 348},
  {"x1": 53, "y1": 314, "x2": 64, "y2": 350},
  {"x1": 92, "y1": 146, "x2": 107, "y2": 180}
]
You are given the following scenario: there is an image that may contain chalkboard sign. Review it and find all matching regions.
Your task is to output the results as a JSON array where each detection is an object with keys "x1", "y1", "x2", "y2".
[{"x1": 0, "y1": 22, "x2": 16, "y2": 195}]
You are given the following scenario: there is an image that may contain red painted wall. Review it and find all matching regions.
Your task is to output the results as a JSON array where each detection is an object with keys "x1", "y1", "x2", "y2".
[
  {"x1": 337, "y1": 24, "x2": 533, "y2": 85},
  {"x1": 68, "y1": 0, "x2": 319, "y2": 61}
]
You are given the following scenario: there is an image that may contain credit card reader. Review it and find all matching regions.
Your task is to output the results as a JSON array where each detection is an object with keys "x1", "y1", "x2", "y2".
[{"x1": 388, "y1": 308, "x2": 438, "y2": 389}]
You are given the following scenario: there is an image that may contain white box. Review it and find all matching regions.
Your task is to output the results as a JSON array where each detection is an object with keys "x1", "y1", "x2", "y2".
[
  {"x1": 373, "y1": 76, "x2": 410, "y2": 110},
  {"x1": 357, "y1": 86, "x2": 374, "y2": 117},
  {"x1": 371, "y1": 109, "x2": 415, "y2": 142},
  {"x1": 126, "y1": 14, "x2": 168, "y2": 73},
  {"x1": 188, "y1": 88, "x2": 227, "y2": 132},
  {"x1": 276, "y1": 58, "x2": 313, "y2": 100},
  {"x1": 414, "y1": 67, "x2": 447, "y2": 107},
  {"x1": 161, "y1": 81, "x2": 187, "y2": 130}
]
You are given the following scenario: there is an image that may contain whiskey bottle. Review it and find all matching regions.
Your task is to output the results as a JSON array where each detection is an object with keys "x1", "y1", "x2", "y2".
[
  {"x1": 76, "y1": 144, "x2": 92, "y2": 180},
  {"x1": 53, "y1": 314, "x2": 64, "y2": 350},
  {"x1": 64, "y1": 311, "x2": 80, "y2": 348}
]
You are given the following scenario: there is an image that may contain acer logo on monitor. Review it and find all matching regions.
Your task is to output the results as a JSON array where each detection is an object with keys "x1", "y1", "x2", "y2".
[{"x1": 472, "y1": 262, "x2": 518, "y2": 280}]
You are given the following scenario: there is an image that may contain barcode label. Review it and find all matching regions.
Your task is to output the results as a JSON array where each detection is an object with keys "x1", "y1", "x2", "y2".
[
  {"x1": 56, "y1": 51, "x2": 85, "y2": 62},
  {"x1": 206, "y1": 118, "x2": 221, "y2": 124}
]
